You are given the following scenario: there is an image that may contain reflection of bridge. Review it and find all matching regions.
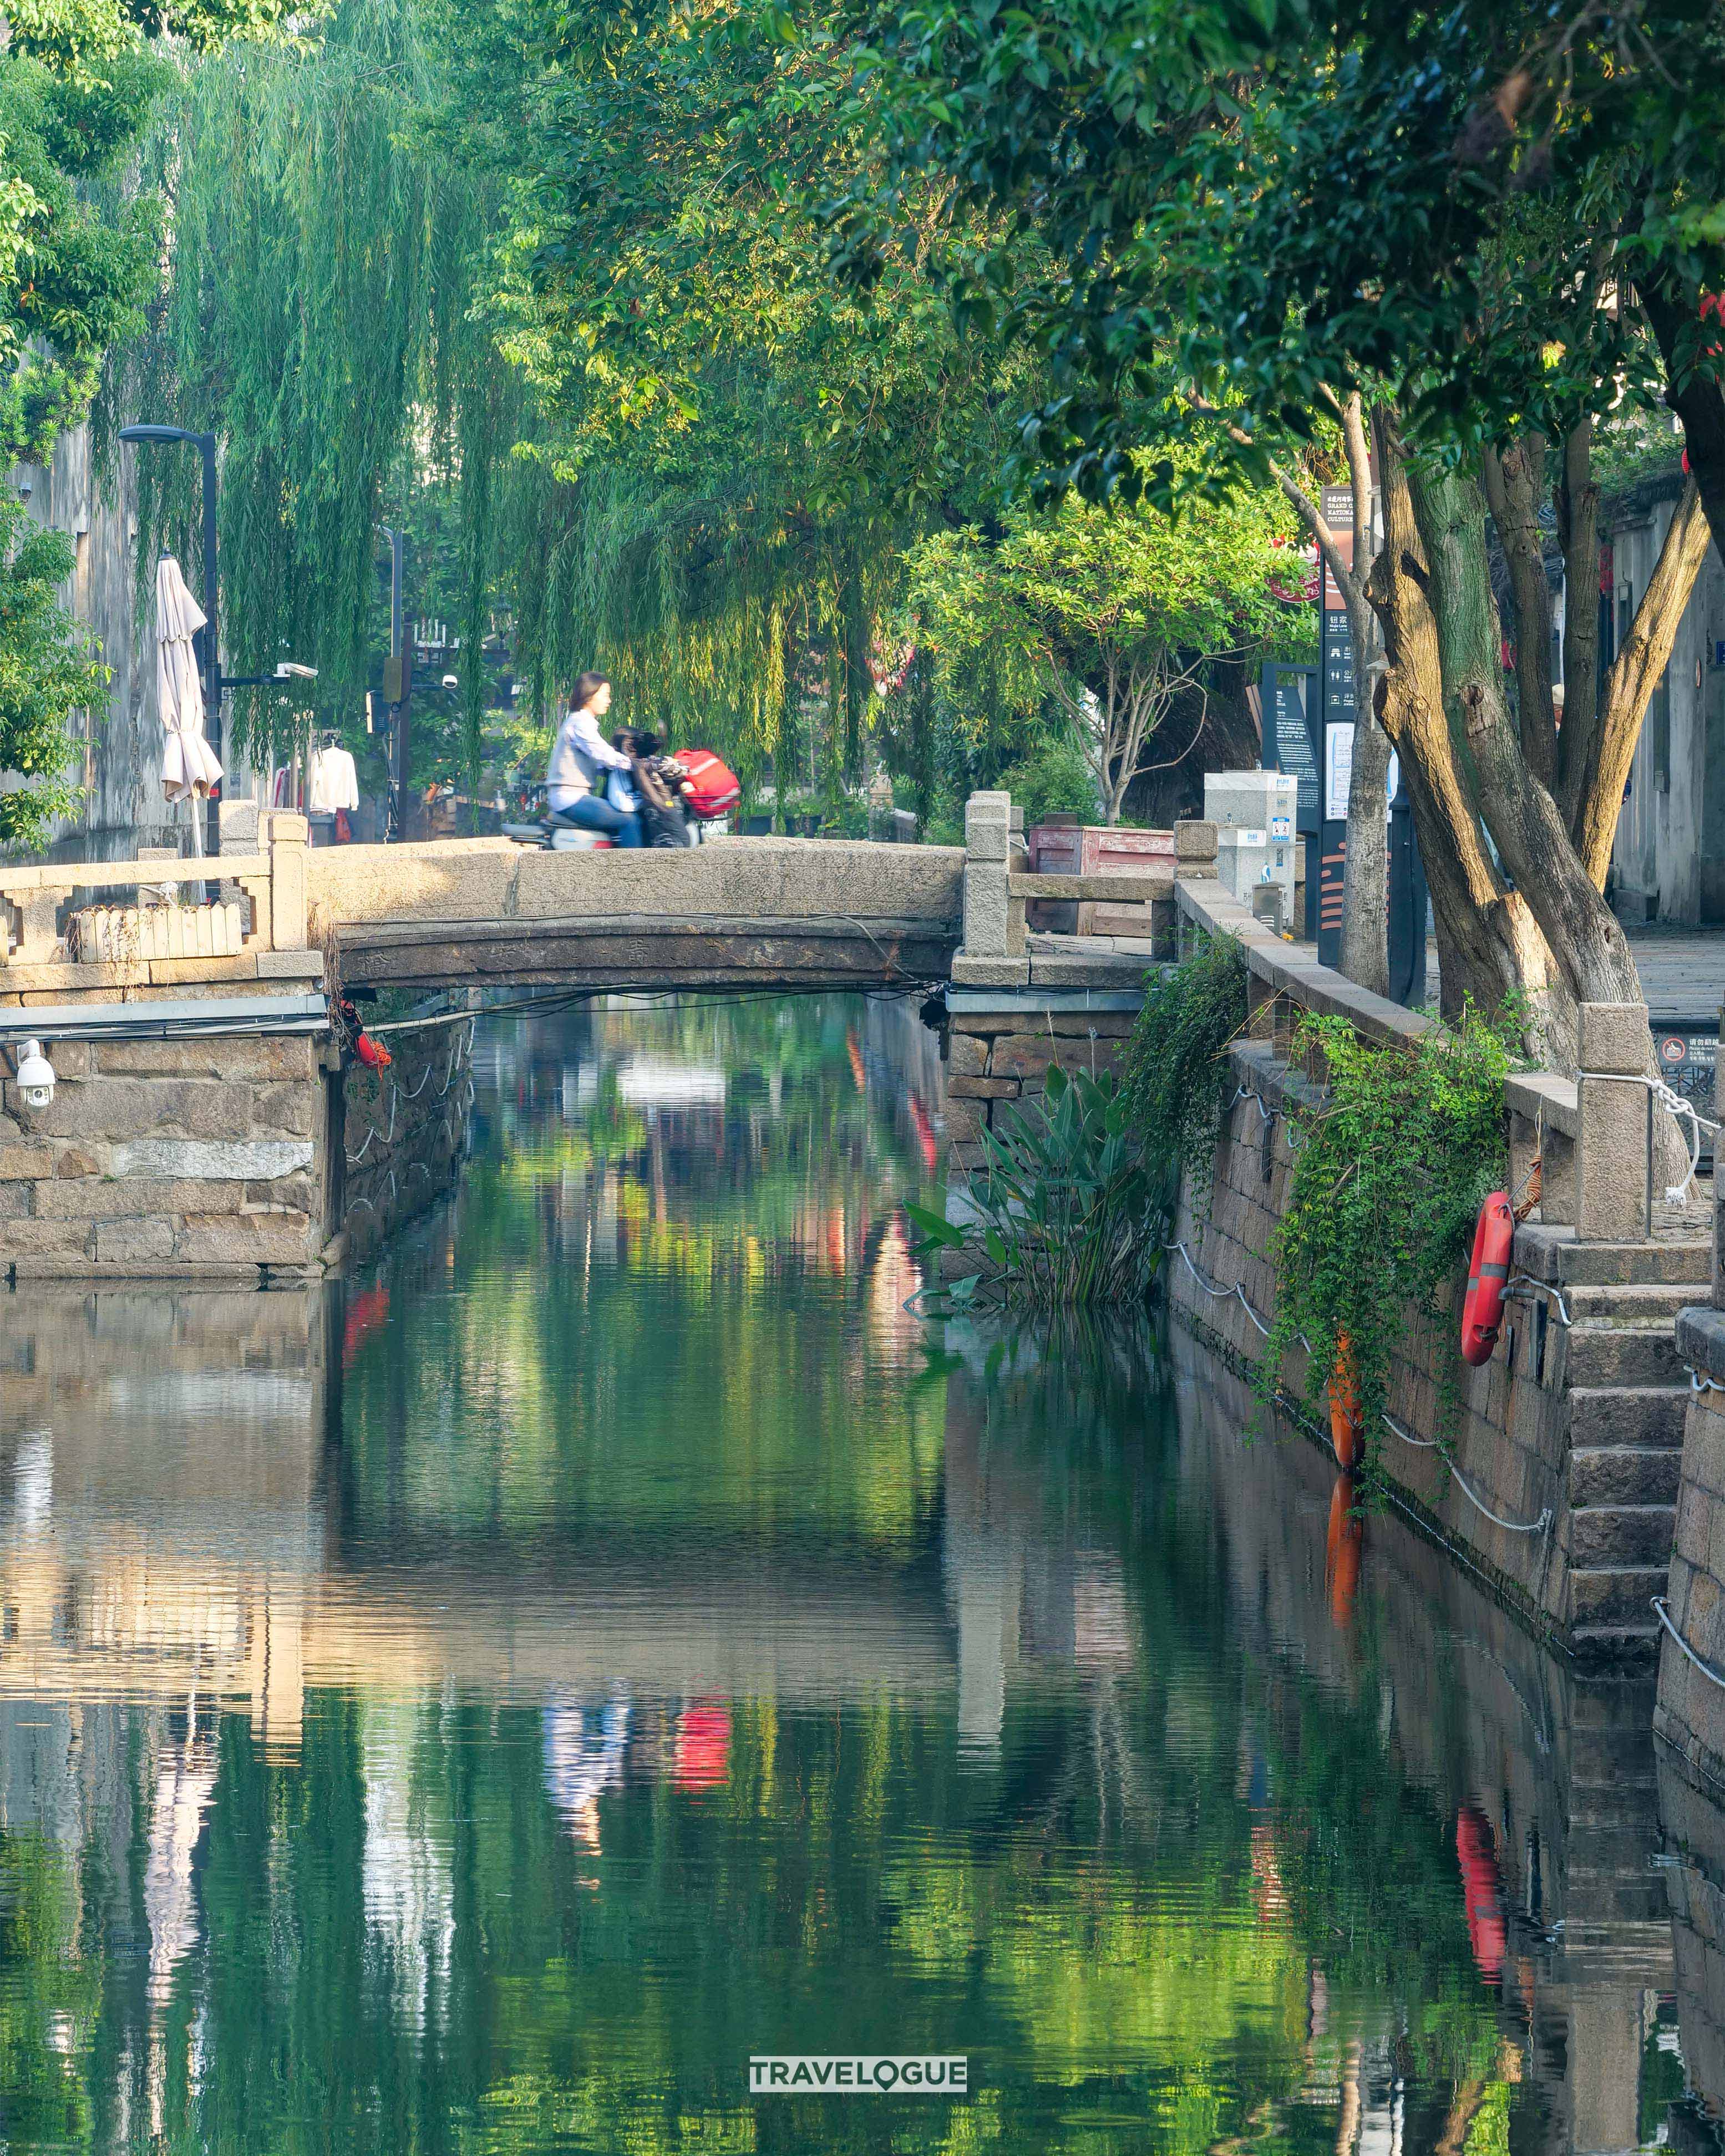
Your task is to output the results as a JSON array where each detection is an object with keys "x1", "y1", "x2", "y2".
[{"x1": 0, "y1": 1283, "x2": 1133, "y2": 1755}]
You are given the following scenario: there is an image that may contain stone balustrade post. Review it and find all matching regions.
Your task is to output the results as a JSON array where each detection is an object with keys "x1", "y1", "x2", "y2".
[
  {"x1": 1174, "y1": 818, "x2": 1219, "y2": 881},
  {"x1": 951, "y1": 790, "x2": 1028, "y2": 988},
  {"x1": 266, "y1": 812, "x2": 310, "y2": 952},
  {"x1": 1577, "y1": 1001, "x2": 1652, "y2": 1241}
]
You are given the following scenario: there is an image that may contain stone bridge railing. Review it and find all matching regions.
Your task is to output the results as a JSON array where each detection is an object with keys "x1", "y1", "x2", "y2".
[
  {"x1": 1170, "y1": 872, "x2": 1665, "y2": 1245},
  {"x1": 951, "y1": 789, "x2": 1216, "y2": 988},
  {"x1": 0, "y1": 811, "x2": 314, "y2": 998}
]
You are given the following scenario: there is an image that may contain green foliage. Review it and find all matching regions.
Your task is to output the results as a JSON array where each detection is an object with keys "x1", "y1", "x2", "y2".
[
  {"x1": 1120, "y1": 936, "x2": 1250, "y2": 1210},
  {"x1": 0, "y1": 496, "x2": 106, "y2": 848},
  {"x1": 116, "y1": 0, "x2": 490, "y2": 771},
  {"x1": 995, "y1": 733, "x2": 1095, "y2": 831},
  {"x1": 910, "y1": 1064, "x2": 1169, "y2": 1309},
  {"x1": 905, "y1": 453, "x2": 1290, "y2": 820},
  {"x1": 0, "y1": 0, "x2": 293, "y2": 480},
  {"x1": 1265, "y1": 1005, "x2": 1519, "y2": 1467}
]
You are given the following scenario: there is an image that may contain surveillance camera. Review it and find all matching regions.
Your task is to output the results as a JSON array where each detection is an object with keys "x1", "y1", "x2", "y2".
[
  {"x1": 16, "y1": 482, "x2": 31, "y2": 504},
  {"x1": 14, "y1": 1039, "x2": 54, "y2": 1109},
  {"x1": 442, "y1": 673, "x2": 459, "y2": 690}
]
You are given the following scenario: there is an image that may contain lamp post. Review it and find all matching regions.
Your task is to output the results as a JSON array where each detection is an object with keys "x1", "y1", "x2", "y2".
[
  {"x1": 119, "y1": 423, "x2": 221, "y2": 856},
  {"x1": 380, "y1": 525, "x2": 408, "y2": 840}
]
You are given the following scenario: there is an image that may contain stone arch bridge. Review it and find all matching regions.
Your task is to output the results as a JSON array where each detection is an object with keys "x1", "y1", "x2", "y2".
[{"x1": 0, "y1": 796, "x2": 1211, "y2": 1279}]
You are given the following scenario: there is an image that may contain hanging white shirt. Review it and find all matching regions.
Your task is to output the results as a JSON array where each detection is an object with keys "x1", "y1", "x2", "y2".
[{"x1": 307, "y1": 745, "x2": 359, "y2": 813}]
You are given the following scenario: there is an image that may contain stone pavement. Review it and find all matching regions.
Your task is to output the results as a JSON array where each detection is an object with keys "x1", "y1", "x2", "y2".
[{"x1": 1419, "y1": 927, "x2": 1725, "y2": 1026}]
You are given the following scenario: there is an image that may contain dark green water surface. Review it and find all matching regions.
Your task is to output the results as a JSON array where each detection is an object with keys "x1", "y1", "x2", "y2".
[{"x1": 0, "y1": 994, "x2": 1703, "y2": 2150}]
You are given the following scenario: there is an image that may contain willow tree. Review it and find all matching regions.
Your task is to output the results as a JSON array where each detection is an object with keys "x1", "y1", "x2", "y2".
[
  {"x1": 427, "y1": 0, "x2": 1038, "y2": 795},
  {"x1": 813, "y1": 0, "x2": 1722, "y2": 1067},
  {"x1": 0, "y1": 0, "x2": 298, "y2": 842},
  {"x1": 111, "y1": 0, "x2": 500, "y2": 774}
]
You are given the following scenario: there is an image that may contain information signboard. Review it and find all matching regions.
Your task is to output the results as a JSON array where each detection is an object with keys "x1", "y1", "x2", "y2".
[{"x1": 1316, "y1": 485, "x2": 1355, "y2": 968}]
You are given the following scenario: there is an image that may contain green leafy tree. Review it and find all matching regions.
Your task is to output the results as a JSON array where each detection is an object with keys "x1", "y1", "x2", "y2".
[
  {"x1": 809, "y1": 0, "x2": 1722, "y2": 1058},
  {"x1": 907, "y1": 459, "x2": 1290, "y2": 822},
  {"x1": 0, "y1": 496, "x2": 106, "y2": 847}
]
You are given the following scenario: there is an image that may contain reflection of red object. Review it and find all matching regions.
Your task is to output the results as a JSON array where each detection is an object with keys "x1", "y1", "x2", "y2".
[
  {"x1": 1457, "y1": 1806, "x2": 1508, "y2": 1984},
  {"x1": 846, "y1": 1028, "x2": 866, "y2": 1094},
  {"x1": 908, "y1": 1092, "x2": 938, "y2": 1173},
  {"x1": 342, "y1": 1284, "x2": 390, "y2": 1367},
  {"x1": 1325, "y1": 1475, "x2": 1362, "y2": 1629},
  {"x1": 1460, "y1": 1191, "x2": 1513, "y2": 1366},
  {"x1": 674, "y1": 1701, "x2": 730, "y2": 1789},
  {"x1": 356, "y1": 1032, "x2": 393, "y2": 1069}
]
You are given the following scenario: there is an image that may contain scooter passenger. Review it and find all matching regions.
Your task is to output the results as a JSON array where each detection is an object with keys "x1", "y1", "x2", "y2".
[{"x1": 545, "y1": 673, "x2": 642, "y2": 846}]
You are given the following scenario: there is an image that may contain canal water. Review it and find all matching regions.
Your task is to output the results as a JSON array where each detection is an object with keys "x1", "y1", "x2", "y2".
[{"x1": 0, "y1": 993, "x2": 1713, "y2": 2150}]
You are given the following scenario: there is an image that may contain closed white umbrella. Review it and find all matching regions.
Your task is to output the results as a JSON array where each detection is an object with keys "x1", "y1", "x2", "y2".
[{"x1": 156, "y1": 555, "x2": 221, "y2": 840}]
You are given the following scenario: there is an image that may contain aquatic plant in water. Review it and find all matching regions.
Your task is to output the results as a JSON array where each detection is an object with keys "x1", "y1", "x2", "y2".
[{"x1": 909, "y1": 1065, "x2": 1171, "y2": 1309}]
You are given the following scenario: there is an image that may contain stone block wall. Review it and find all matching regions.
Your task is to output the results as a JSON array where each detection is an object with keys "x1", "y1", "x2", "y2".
[
  {"x1": 943, "y1": 1008, "x2": 1137, "y2": 1174},
  {"x1": 1170, "y1": 1039, "x2": 1690, "y2": 1654},
  {"x1": 1657, "y1": 1311, "x2": 1725, "y2": 1782},
  {"x1": 1657, "y1": 1749, "x2": 1725, "y2": 2129},
  {"x1": 337, "y1": 1021, "x2": 473, "y2": 1263},
  {"x1": 0, "y1": 1034, "x2": 329, "y2": 1280}
]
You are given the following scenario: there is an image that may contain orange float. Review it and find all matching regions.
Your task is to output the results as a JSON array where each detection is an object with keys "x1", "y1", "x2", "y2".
[
  {"x1": 1328, "y1": 1331, "x2": 1363, "y2": 1470},
  {"x1": 1460, "y1": 1190, "x2": 1514, "y2": 1366}
]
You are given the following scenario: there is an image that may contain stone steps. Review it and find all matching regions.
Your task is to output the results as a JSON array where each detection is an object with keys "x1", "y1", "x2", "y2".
[
  {"x1": 1569, "y1": 1443, "x2": 1684, "y2": 1507},
  {"x1": 1567, "y1": 1563, "x2": 1670, "y2": 1629},
  {"x1": 1569, "y1": 1385, "x2": 1690, "y2": 1447},
  {"x1": 1564, "y1": 1280, "x2": 1705, "y2": 1321},
  {"x1": 1516, "y1": 1223, "x2": 1712, "y2": 1285},
  {"x1": 1567, "y1": 1501, "x2": 1682, "y2": 1566},
  {"x1": 1564, "y1": 1320, "x2": 1687, "y2": 1389}
]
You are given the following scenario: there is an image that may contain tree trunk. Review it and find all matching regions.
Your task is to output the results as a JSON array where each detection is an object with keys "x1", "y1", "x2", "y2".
[
  {"x1": 1570, "y1": 477, "x2": 1711, "y2": 884},
  {"x1": 1367, "y1": 412, "x2": 1560, "y2": 1040},
  {"x1": 1554, "y1": 415, "x2": 1601, "y2": 810},
  {"x1": 1340, "y1": 709, "x2": 1392, "y2": 995},
  {"x1": 1402, "y1": 452, "x2": 1695, "y2": 1197},
  {"x1": 1481, "y1": 434, "x2": 1557, "y2": 787},
  {"x1": 1333, "y1": 392, "x2": 1391, "y2": 995}
]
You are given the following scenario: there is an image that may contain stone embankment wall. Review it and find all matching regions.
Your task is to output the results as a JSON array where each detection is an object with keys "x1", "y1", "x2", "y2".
[
  {"x1": 335, "y1": 1021, "x2": 474, "y2": 1264},
  {"x1": 0, "y1": 1034, "x2": 329, "y2": 1280},
  {"x1": 943, "y1": 1008, "x2": 1135, "y2": 1172},
  {"x1": 1176, "y1": 1333, "x2": 1673, "y2": 2153},
  {"x1": 1170, "y1": 1038, "x2": 1697, "y2": 1657}
]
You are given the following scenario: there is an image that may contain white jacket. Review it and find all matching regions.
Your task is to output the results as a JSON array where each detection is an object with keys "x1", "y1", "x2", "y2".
[{"x1": 546, "y1": 706, "x2": 630, "y2": 810}]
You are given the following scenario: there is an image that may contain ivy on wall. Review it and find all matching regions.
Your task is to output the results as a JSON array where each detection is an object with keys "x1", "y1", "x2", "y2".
[{"x1": 1263, "y1": 1006, "x2": 1519, "y2": 1467}]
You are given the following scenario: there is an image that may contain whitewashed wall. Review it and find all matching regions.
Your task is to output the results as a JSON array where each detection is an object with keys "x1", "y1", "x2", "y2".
[
  {"x1": 1609, "y1": 485, "x2": 1725, "y2": 927},
  {"x1": 7, "y1": 423, "x2": 189, "y2": 860}
]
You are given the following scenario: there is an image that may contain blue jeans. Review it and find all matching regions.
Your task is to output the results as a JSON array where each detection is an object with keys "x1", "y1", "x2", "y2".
[{"x1": 549, "y1": 794, "x2": 642, "y2": 847}]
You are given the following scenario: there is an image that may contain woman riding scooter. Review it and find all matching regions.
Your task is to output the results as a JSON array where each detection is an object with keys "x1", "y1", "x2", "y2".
[{"x1": 545, "y1": 673, "x2": 642, "y2": 846}]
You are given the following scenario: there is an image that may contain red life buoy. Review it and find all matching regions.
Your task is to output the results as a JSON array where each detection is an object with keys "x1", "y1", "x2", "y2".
[{"x1": 1460, "y1": 1191, "x2": 1514, "y2": 1366}]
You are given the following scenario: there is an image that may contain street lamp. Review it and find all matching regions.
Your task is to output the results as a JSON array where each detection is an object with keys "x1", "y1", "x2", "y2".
[
  {"x1": 119, "y1": 423, "x2": 220, "y2": 855},
  {"x1": 380, "y1": 525, "x2": 408, "y2": 840}
]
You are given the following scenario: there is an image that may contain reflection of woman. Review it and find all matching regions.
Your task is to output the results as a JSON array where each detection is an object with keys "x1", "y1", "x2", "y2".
[{"x1": 542, "y1": 1694, "x2": 631, "y2": 1848}]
